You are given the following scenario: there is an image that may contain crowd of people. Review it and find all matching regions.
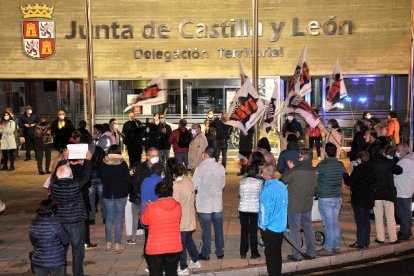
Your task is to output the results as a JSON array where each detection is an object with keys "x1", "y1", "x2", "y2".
[{"x1": 0, "y1": 105, "x2": 412, "y2": 276}]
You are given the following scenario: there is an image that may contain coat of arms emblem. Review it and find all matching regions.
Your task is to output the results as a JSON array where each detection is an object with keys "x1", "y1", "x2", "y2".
[{"x1": 21, "y1": 4, "x2": 55, "y2": 59}]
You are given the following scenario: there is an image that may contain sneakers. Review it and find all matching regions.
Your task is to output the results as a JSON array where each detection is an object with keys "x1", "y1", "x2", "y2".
[
  {"x1": 333, "y1": 248, "x2": 340, "y2": 254},
  {"x1": 177, "y1": 268, "x2": 190, "y2": 275},
  {"x1": 287, "y1": 254, "x2": 303, "y2": 262},
  {"x1": 85, "y1": 243, "x2": 98, "y2": 250},
  {"x1": 188, "y1": 260, "x2": 201, "y2": 269},
  {"x1": 126, "y1": 239, "x2": 136, "y2": 245},
  {"x1": 251, "y1": 253, "x2": 261, "y2": 259},
  {"x1": 316, "y1": 248, "x2": 333, "y2": 256},
  {"x1": 198, "y1": 253, "x2": 210, "y2": 261}
]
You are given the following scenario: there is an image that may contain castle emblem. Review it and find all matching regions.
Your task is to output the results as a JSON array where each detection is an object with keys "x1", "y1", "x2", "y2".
[{"x1": 21, "y1": 4, "x2": 55, "y2": 59}]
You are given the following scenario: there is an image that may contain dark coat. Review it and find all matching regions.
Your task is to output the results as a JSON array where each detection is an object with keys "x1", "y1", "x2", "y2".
[
  {"x1": 122, "y1": 119, "x2": 143, "y2": 150},
  {"x1": 210, "y1": 118, "x2": 232, "y2": 141},
  {"x1": 29, "y1": 216, "x2": 69, "y2": 268},
  {"x1": 51, "y1": 160, "x2": 92, "y2": 223},
  {"x1": 129, "y1": 161, "x2": 152, "y2": 205},
  {"x1": 101, "y1": 156, "x2": 131, "y2": 199},
  {"x1": 276, "y1": 142, "x2": 300, "y2": 174},
  {"x1": 158, "y1": 123, "x2": 172, "y2": 150},
  {"x1": 51, "y1": 118, "x2": 74, "y2": 151},
  {"x1": 344, "y1": 161, "x2": 375, "y2": 208},
  {"x1": 348, "y1": 130, "x2": 367, "y2": 161},
  {"x1": 19, "y1": 114, "x2": 38, "y2": 136},
  {"x1": 370, "y1": 155, "x2": 403, "y2": 202},
  {"x1": 282, "y1": 118, "x2": 304, "y2": 139}
]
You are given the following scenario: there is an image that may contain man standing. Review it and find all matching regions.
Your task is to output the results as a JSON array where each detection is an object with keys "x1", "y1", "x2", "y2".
[
  {"x1": 122, "y1": 112, "x2": 143, "y2": 167},
  {"x1": 158, "y1": 114, "x2": 172, "y2": 163},
  {"x1": 394, "y1": 143, "x2": 414, "y2": 240},
  {"x1": 258, "y1": 163, "x2": 288, "y2": 276},
  {"x1": 19, "y1": 105, "x2": 38, "y2": 161},
  {"x1": 51, "y1": 110, "x2": 73, "y2": 152},
  {"x1": 316, "y1": 142, "x2": 346, "y2": 256},
  {"x1": 282, "y1": 148, "x2": 317, "y2": 261},
  {"x1": 193, "y1": 147, "x2": 225, "y2": 260},
  {"x1": 51, "y1": 151, "x2": 92, "y2": 276},
  {"x1": 277, "y1": 134, "x2": 300, "y2": 175},
  {"x1": 169, "y1": 119, "x2": 191, "y2": 167},
  {"x1": 204, "y1": 109, "x2": 216, "y2": 148},
  {"x1": 210, "y1": 113, "x2": 232, "y2": 168},
  {"x1": 188, "y1": 123, "x2": 208, "y2": 173}
]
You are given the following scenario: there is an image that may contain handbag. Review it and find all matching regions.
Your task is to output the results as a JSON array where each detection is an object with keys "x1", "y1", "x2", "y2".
[{"x1": 43, "y1": 135, "x2": 53, "y2": 144}]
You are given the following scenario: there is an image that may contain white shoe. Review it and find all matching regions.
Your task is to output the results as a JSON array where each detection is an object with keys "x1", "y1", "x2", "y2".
[
  {"x1": 144, "y1": 268, "x2": 149, "y2": 273},
  {"x1": 177, "y1": 268, "x2": 190, "y2": 275},
  {"x1": 0, "y1": 200, "x2": 5, "y2": 213},
  {"x1": 188, "y1": 260, "x2": 201, "y2": 269},
  {"x1": 136, "y1": 229, "x2": 144, "y2": 235}
]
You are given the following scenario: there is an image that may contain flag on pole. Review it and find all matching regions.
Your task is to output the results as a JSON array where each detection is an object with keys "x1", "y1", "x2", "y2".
[
  {"x1": 283, "y1": 47, "x2": 320, "y2": 127},
  {"x1": 326, "y1": 58, "x2": 347, "y2": 110},
  {"x1": 227, "y1": 79, "x2": 266, "y2": 135},
  {"x1": 261, "y1": 78, "x2": 282, "y2": 137},
  {"x1": 123, "y1": 75, "x2": 166, "y2": 113},
  {"x1": 240, "y1": 61, "x2": 248, "y2": 86}
]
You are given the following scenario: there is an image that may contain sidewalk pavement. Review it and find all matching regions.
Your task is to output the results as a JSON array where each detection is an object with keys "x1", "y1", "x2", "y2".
[{"x1": 0, "y1": 152, "x2": 413, "y2": 275}]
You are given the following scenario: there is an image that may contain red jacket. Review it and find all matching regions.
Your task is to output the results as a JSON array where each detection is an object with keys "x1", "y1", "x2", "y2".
[
  {"x1": 142, "y1": 197, "x2": 182, "y2": 255},
  {"x1": 169, "y1": 127, "x2": 190, "y2": 153},
  {"x1": 307, "y1": 125, "x2": 321, "y2": 138}
]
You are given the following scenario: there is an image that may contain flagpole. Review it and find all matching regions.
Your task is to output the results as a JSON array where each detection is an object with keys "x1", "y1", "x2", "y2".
[
  {"x1": 252, "y1": 0, "x2": 260, "y2": 144},
  {"x1": 408, "y1": 0, "x2": 414, "y2": 149},
  {"x1": 85, "y1": 0, "x2": 95, "y2": 131}
]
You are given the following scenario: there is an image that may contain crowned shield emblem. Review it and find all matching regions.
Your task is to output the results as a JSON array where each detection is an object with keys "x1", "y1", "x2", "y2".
[{"x1": 21, "y1": 4, "x2": 55, "y2": 59}]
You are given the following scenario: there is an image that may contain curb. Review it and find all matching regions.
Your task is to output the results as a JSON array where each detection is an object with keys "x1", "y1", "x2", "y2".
[{"x1": 195, "y1": 239, "x2": 414, "y2": 275}]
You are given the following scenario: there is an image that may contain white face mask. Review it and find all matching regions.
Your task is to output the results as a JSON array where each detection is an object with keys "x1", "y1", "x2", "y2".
[
  {"x1": 59, "y1": 115, "x2": 65, "y2": 120},
  {"x1": 4, "y1": 116, "x2": 9, "y2": 120},
  {"x1": 366, "y1": 114, "x2": 372, "y2": 119},
  {"x1": 191, "y1": 129, "x2": 197, "y2": 136},
  {"x1": 150, "y1": 156, "x2": 159, "y2": 164},
  {"x1": 175, "y1": 176, "x2": 183, "y2": 181},
  {"x1": 113, "y1": 124, "x2": 118, "y2": 130},
  {"x1": 386, "y1": 155, "x2": 393, "y2": 160},
  {"x1": 287, "y1": 115, "x2": 294, "y2": 121},
  {"x1": 27, "y1": 110, "x2": 32, "y2": 114},
  {"x1": 208, "y1": 114, "x2": 214, "y2": 119},
  {"x1": 396, "y1": 152, "x2": 401, "y2": 158}
]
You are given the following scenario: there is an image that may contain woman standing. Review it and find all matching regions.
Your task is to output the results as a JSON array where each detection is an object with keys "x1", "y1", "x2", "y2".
[
  {"x1": 323, "y1": 119, "x2": 343, "y2": 159},
  {"x1": 101, "y1": 144, "x2": 130, "y2": 253},
  {"x1": 0, "y1": 112, "x2": 17, "y2": 171},
  {"x1": 34, "y1": 118, "x2": 53, "y2": 174},
  {"x1": 238, "y1": 164, "x2": 263, "y2": 259},
  {"x1": 172, "y1": 164, "x2": 201, "y2": 275},
  {"x1": 142, "y1": 180, "x2": 182, "y2": 275}
]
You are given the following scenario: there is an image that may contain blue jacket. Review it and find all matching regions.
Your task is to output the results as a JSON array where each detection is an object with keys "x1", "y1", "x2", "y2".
[
  {"x1": 277, "y1": 143, "x2": 300, "y2": 174},
  {"x1": 140, "y1": 174, "x2": 163, "y2": 215},
  {"x1": 29, "y1": 216, "x2": 69, "y2": 268},
  {"x1": 258, "y1": 178, "x2": 288, "y2": 233}
]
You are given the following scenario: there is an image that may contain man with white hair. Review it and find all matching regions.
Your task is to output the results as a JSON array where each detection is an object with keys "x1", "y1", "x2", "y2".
[
  {"x1": 51, "y1": 150, "x2": 92, "y2": 276},
  {"x1": 394, "y1": 143, "x2": 414, "y2": 240},
  {"x1": 188, "y1": 123, "x2": 208, "y2": 173}
]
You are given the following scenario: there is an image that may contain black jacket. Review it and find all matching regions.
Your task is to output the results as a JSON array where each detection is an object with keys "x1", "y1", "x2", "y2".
[
  {"x1": 51, "y1": 118, "x2": 74, "y2": 151},
  {"x1": 348, "y1": 130, "x2": 367, "y2": 161},
  {"x1": 210, "y1": 118, "x2": 232, "y2": 141},
  {"x1": 122, "y1": 119, "x2": 143, "y2": 149},
  {"x1": 344, "y1": 161, "x2": 375, "y2": 208},
  {"x1": 101, "y1": 156, "x2": 131, "y2": 199},
  {"x1": 370, "y1": 155, "x2": 403, "y2": 202},
  {"x1": 129, "y1": 161, "x2": 152, "y2": 205},
  {"x1": 19, "y1": 114, "x2": 38, "y2": 136},
  {"x1": 158, "y1": 123, "x2": 172, "y2": 150}
]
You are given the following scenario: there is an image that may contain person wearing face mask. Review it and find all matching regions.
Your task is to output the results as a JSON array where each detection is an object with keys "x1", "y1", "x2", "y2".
[
  {"x1": 282, "y1": 113, "x2": 304, "y2": 140},
  {"x1": 145, "y1": 113, "x2": 163, "y2": 151},
  {"x1": 19, "y1": 105, "x2": 38, "y2": 161},
  {"x1": 188, "y1": 123, "x2": 208, "y2": 173},
  {"x1": 122, "y1": 112, "x2": 144, "y2": 167},
  {"x1": 394, "y1": 143, "x2": 414, "y2": 241},
  {"x1": 158, "y1": 114, "x2": 172, "y2": 163},
  {"x1": 386, "y1": 111, "x2": 401, "y2": 146},
  {"x1": 51, "y1": 110, "x2": 74, "y2": 152},
  {"x1": 209, "y1": 113, "x2": 233, "y2": 169},
  {"x1": 109, "y1": 118, "x2": 123, "y2": 146},
  {"x1": 139, "y1": 162, "x2": 166, "y2": 255},
  {"x1": 0, "y1": 112, "x2": 17, "y2": 171},
  {"x1": 362, "y1": 111, "x2": 380, "y2": 127},
  {"x1": 34, "y1": 118, "x2": 53, "y2": 175},
  {"x1": 127, "y1": 147, "x2": 160, "y2": 245},
  {"x1": 204, "y1": 110, "x2": 217, "y2": 148}
]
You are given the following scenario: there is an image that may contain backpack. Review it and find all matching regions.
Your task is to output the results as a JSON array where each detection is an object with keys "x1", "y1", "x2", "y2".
[{"x1": 178, "y1": 129, "x2": 191, "y2": 148}]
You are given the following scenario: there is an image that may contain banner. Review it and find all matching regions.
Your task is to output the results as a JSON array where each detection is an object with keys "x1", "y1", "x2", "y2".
[
  {"x1": 288, "y1": 47, "x2": 311, "y2": 97},
  {"x1": 226, "y1": 79, "x2": 266, "y2": 135},
  {"x1": 326, "y1": 58, "x2": 348, "y2": 110},
  {"x1": 261, "y1": 77, "x2": 282, "y2": 137},
  {"x1": 123, "y1": 74, "x2": 166, "y2": 113}
]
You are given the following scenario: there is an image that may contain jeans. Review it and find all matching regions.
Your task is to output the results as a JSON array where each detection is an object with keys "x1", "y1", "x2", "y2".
[
  {"x1": 198, "y1": 212, "x2": 224, "y2": 257},
  {"x1": 146, "y1": 252, "x2": 180, "y2": 276},
  {"x1": 215, "y1": 139, "x2": 228, "y2": 168},
  {"x1": 130, "y1": 202, "x2": 140, "y2": 241},
  {"x1": 174, "y1": 152, "x2": 188, "y2": 167},
  {"x1": 103, "y1": 197, "x2": 127, "y2": 243},
  {"x1": 395, "y1": 197, "x2": 413, "y2": 239},
  {"x1": 88, "y1": 179, "x2": 106, "y2": 221},
  {"x1": 62, "y1": 221, "x2": 85, "y2": 276},
  {"x1": 159, "y1": 149, "x2": 170, "y2": 163},
  {"x1": 36, "y1": 147, "x2": 51, "y2": 172},
  {"x1": 308, "y1": 137, "x2": 321, "y2": 157},
  {"x1": 352, "y1": 205, "x2": 371, "y2": 247},
  {"x1": 373, "y1": 200, "x2": 397, "y2": 242},
  {"x1": 239, "y1": 211, "x2": 259, "y2": 256},
  {"x1": 180, "y1": 231, "x2": 199, "y2": 270},
  {"x1": 262, "y1": 230, "x2": 283, "y2": 276},
  {"x1": 25, "y1": 134, "x2": 36, "y2": 159},
  {"x1": 288, "y1": 210, "x2": 315, "y2": 259},
  {"x1": 33, "y1": 266, "x2": 65, "y2": 276},
  {"x1": 318, "y1": 198, "x2": 342, "y2": 251}
]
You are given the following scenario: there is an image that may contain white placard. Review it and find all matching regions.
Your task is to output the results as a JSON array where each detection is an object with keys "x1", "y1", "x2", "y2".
[{"x1": 67, "y1": 144, "x2": 88, "y2": 160}]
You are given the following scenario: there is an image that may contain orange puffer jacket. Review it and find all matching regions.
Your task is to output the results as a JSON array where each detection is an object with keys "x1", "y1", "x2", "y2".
[{"x1": 142, "y1": 197, "x2": 183, "y2": 255}]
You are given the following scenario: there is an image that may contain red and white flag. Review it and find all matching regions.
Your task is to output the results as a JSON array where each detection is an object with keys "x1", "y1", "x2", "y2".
[
  {"x1": 261, "y1": 78, "x2": 282, "y2": 137},
  {"x1": 284, "y1": 47, "x2": 320, "y2": 127},
  {"x1": 226, "y1": 79, "x2": 266, "y2": 135},
  {"x1": 123, "y1": 75, "x2": 166, "y2": 113},
  {"x1": 326, "y1": 58, "x2": 347, "y2": 110}
]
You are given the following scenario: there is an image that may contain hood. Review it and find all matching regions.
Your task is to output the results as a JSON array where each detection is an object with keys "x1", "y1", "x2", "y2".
[
  {"x1": 157, "y1": 197, "x2": 180, "y2": 211},
  {"x1": 102, "y1": 131, "x2": 113, "y2": 137},
  {"x1": 103, "y1": 154, "x2": 124, "y2": 165}
]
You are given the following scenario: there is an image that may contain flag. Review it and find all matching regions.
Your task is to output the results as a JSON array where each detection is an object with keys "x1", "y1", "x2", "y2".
[
  {"x1": 226, "y1": 79, "x2": 266, "y2": 135},
  {"x1": 240, "y1": 61, "x2": 248, "y2": 86},
  {"x1": 283, "y1": 47, "x2": 320, "y2": 127},
  {"x1": 123, "y1": 74, "x2": 166, "y2": 113},
  {"x1": 261, "y1": 78, "x2": 282, "y2": 137},
  {"x1": 326, "y1": 58, "x2": 347, "y2": 110}
]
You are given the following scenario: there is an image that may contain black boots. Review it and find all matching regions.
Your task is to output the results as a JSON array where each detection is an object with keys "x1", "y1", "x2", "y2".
[{"x1": 8, "y1": 155, "x2": 15, "y2": 171}]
